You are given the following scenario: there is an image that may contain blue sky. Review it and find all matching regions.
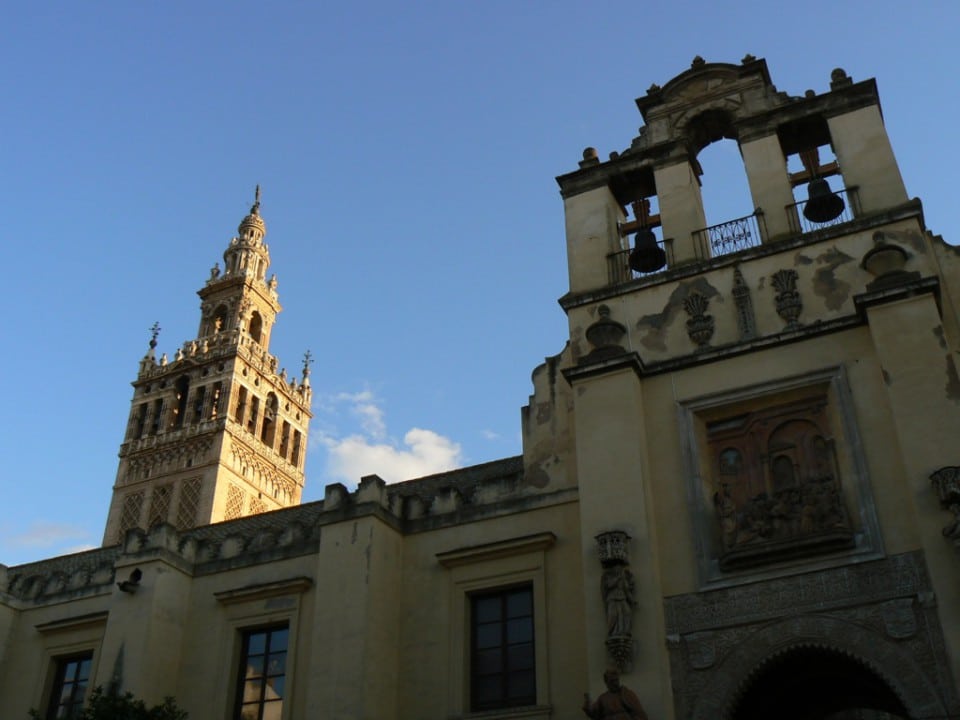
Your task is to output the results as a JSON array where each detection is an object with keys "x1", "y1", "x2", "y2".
[{"x1": 2, "y1": 1, "x2": 958, "y2": 565}]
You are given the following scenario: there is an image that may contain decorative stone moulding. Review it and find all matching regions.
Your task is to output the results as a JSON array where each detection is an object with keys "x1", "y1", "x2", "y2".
[
  {"x1": 732, "y1": 267, "x2": 756, "y2": 341},
  {"x1": 596, "y1": 530, "x2": 631, "y2": 566},
  {"x1": 683, "y1": 292, "x2": 714, "y2": 349},
  {"x1": 930, "y1": 466, "x2": 960, "y2": 545},
  {"x1": 771, "y1": 268, "x2": 802, "y2": 329}
]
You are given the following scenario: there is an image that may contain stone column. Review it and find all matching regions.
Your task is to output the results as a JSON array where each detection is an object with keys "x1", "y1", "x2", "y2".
[
  {"x1": 563, "y1": 185, "x2": 627, "y2": 294},
  {"x1": 740, "y1": 133, "x2": 795, "y2": 241},
  {"x1": 654, "y1": 159, "x2": 707, "y2": 265},
  {"x1": 565, "y1": 356, "x2": 671, "y2": 719},
  {"x1": 861, "y1": 288, "x2": 960, "y2": 689},
  {"x1": 305, "y1": 479, "x2": 402, "y2": 720},
  {"x1": 827, "y1": 105, "x2": 908, "y2": 214},
  {"x1": 95, "y1": 528, "x2": 192, "y2": 705}
]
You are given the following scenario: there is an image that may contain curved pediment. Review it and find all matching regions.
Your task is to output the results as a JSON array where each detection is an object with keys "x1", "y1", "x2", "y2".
[{"x1": 635, "y1": 57, "x2": 780, "y2": 127}]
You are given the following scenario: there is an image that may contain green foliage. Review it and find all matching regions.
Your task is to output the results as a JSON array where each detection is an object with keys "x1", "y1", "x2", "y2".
[{"x1": 29, "y1": 686, "x2": 188, "y2": 720}]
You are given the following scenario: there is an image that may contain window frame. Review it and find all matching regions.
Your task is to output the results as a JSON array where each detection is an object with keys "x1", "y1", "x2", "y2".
[
  {"x1": 469, "y1": 584, "x2": 536, "y2": 712},
  {"x1": 438, "y1": 532, "x2": 554, "y2": 719},
  {"x1": 233, "y1": 623, "x2": 289, "y2": 720},
  {"x1": 45, "y1": 651, "x2": 94, "y2": 720},
  {"x1": 210, "y1": 577, "x2": 311, "y2": 720}
]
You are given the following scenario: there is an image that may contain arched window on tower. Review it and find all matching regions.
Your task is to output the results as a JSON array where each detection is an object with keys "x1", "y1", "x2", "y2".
[
  {"x1": 247, "y1": 395, "x2": 260, "y2": 435},
  {"x1": 212, "y1": 305, "x2": 228, "y2": 335},
  {"x1": 172, "y1": 376, "x2": 190, "y2": 430},
  {"x1": 688, "y1": 109, "x2": 762, "y2": 258},
  {"x1": 261, "y1": 393, "x2": 279, "y2": 447},
  {"x1": 130, "y1": 403, "x2": 148, "y2": 440},
  {"x1": 210, "y1": 382, "x2": 222, "y2": 419},
  {"x1": 778, "y1": 115, "x2": 856, "y2": 234},
  {"x1": 234, "y1": 386, "x2": 247, "y2": 424},
  {"x1": 192, "y1": 385, "x2": 206, "y2": 424},
  {"x1": 249, "y1": 311, "x2": 263, "y2": 345}
]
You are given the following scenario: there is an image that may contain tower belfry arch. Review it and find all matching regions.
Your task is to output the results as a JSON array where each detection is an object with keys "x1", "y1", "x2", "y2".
[{"x1": 102, "y1": 189, "x2": 313, "y2": 545}]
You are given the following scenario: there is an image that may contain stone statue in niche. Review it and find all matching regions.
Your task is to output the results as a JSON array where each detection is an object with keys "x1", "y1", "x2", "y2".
[
  {"x1": 707, "y1": 396, "x2": 854, "y2": 568},
  {"x1": 582, "y1": 669, "x2": 649, "y2": 720},
  {"x1": 596, "y1": 531, "x2": 636, "y2": 671}
]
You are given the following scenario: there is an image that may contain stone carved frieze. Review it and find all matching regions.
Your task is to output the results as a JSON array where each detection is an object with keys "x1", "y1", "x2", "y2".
[
  {"x1": 596, "y1": 531, "x2": 636, "y2": 672},
  {"x1": 708, "y1": 396, "x2": 853, "y2": 569},
  {"x1": 771, "y1": 268, "x2": 802, "y2": 329}
]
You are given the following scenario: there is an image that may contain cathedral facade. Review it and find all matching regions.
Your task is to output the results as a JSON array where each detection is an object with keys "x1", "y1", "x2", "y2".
[{"x1": 3, "y1": 58, "x2": 960, "y2": 720}]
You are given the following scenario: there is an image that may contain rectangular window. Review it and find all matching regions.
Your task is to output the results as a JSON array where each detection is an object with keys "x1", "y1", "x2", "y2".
[
  {"x1": 235, "y1": 625, "x2": 288, "y2": 720},
  {"x1": 470, "y1": 585, "x2": 535, "y2": 711},
  {"x1": 47, "y1": 652, "x2": 93, "y2": 720}
]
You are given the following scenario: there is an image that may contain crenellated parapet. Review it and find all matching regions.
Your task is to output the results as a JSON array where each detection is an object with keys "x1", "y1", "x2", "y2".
[{"x1": 1, "y1": 547, "x2": 120, "y2": 606}]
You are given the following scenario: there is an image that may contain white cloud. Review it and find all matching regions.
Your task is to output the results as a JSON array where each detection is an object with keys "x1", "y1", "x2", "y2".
[
  {"x1": 481, "y1": 429, "x2": 501, "y2": 440},
  {"x1": 312, "y1": 390, "x2": 463, "y2": 485},
  {"x1": 8, "y1": 522, "x2": 90, "y2": 548},
  {"x1": 322, "y1": 428, "x2": 462, "y2": 485}
]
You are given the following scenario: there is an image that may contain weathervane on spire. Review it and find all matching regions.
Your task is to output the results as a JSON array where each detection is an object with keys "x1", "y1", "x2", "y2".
[
  {"x1": 302, "y1": 350, "x2": 313, "y2": 378},
  {"x1": 252, "y1": 184, "x2": 261, "y2": 214},
  {"x1": 149, "y1": 321, "x2": 161, "y2": 349}
]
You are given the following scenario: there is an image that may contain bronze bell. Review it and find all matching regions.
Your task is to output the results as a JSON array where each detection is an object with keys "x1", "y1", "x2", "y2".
[
  {"x1": 803, "y1": 177, "x2": 845, "y2": 223},
  {"x1": 628, "y1": 228, "x2": 666, "y2": 273}
]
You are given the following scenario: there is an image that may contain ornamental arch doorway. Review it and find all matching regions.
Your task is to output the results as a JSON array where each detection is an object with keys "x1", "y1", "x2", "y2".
[{"x1": 729, "y1": 646, "x2": 909, "y2": 720}]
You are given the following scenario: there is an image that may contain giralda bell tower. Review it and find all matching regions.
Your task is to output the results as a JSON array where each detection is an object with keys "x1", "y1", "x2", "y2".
[{"x1": 102, "y1": 189, "x2": 312, "y2": 545}]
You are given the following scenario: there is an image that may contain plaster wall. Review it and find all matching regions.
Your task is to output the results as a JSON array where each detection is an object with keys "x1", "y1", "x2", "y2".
[
  {"x1": 563, "y1": 186, "x2": 625, "y2": 293},
  {"x1": 827, "y1": 105, "x2": 908, "y2": 214}
]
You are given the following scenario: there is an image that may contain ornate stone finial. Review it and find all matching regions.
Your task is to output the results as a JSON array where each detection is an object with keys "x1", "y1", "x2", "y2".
[
  {"x1": 238, "y1": 186, "x2": 267, "y2": 239},
  {"x1": 646, "y1": 83, "x2": 661, "y2": 95},
  {"x1": 691, "y1": 55, "x2": 706, "y2": 69},
  {"x1": 149, "y1": 321, "x2": 161, "y2": 349},
  {"x1": 583, "y1": 305, "x2": 628, "y2": 362},
  {"x1": 579, "y1": 147, "x2": 600, "y2": 168},
  {"x1": 741, "y1": 54, "x2": 756, "y2": 64},
  {"x1": 302, "y1": 350, "x2": 313, "y2": 380},
  {"x1": 830, "y1": 67, "x2": 852, "y2": 90}
]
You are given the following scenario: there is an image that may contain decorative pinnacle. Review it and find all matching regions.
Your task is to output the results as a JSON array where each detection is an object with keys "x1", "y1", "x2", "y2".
[
  {"x1": 251, "y1": 184, "x2": 261, "y2": 214},
  {"x1": 149, "y1": 321, "x2": 161, "y2": 349},
  {"x1": 302, "y1": 350, "x2": 313, "y2": 377}
]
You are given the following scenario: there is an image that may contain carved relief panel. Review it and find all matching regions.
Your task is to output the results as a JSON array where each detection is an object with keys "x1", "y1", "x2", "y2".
[
  {"x1": 679, "y1": 367, "x2": 883, "y2": 585},
  {"x1": 707, "y1": 396, "x2": 853, "y2": 568}
]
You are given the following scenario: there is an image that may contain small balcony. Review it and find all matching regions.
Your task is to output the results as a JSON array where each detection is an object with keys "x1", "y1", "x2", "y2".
[
  {"x1": 604, "y1": 186, "x2": 863, "y2": 286},
  {"x1": 693, "y1": 211, "x2": 766, "y2": 260}
]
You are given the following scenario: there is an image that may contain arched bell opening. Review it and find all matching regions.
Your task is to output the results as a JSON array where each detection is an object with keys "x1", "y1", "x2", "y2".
[
  {"x1": 685, "y1": 109, "x2": 763, "y2": 258},
  {"x1": 729, "y1": 646, "x2": 909, "y2": 720},
  {"x1": 249, "y1": 311, "x2": 264, "y2": 345},
  {"x1": 779, "y1": 115, "x2": 855, "y2": 233}
]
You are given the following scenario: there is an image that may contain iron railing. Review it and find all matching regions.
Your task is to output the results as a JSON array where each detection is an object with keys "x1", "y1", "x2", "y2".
[
  {"x1": 786, "y1": 186, "x2": 860, "y2": 235},
  {"x1": 693, "y1": 211, "x2": 766, "y2": 260},
  {"x1": 607, "y1": 237, "x2": 674, "y2": 285}
]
